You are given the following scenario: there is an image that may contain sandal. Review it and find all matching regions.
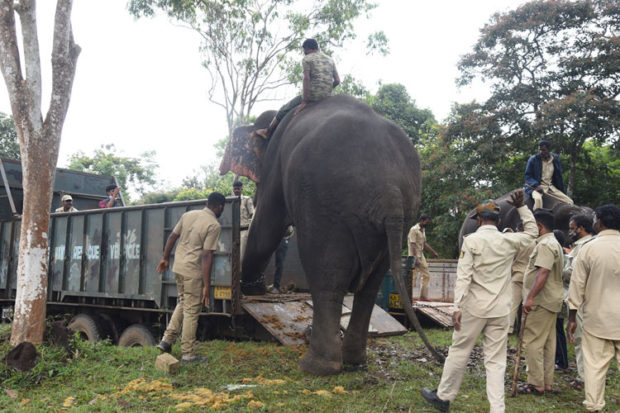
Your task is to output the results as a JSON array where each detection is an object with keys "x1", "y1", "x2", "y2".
[
  {"x1": 545, "y1": 388, "x2": 561, "y2": 395},
  {"x1": 517, "y1": 384, "x2": 545, "y2": 396}
]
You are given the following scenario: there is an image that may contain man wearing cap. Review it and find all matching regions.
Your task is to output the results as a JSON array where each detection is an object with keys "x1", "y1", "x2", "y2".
[
  {"x1": 233, "y1": 181, "x2": 254, "y2": 260},
  {"x1": 407, "y1": 214, "x2": 439, "y2": 301},
  {"x1": 155, "y1": 192, "x2": 226, "y2": 363},
  {"x1": 422, "y1": 190, "x2": 537, "y2": 413},
  {"x1": 520, "y1": 210, "x2": 564, "y2": 395},
  {"x1": 255, "y1": 38, "x2": 340, "y2": 139},
  {"x1": 55, "y1": 195, "x2": 78, "y2": 212},
  {"x1": 524, "y1": 140, "x2": 573, "y2": 210},
  {"x1": 567, "y1": 204, "x2": 620, "y2": 413}
]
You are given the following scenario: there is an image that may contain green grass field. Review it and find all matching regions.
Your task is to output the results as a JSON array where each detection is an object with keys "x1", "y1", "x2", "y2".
[{"x1": 0, "y1": 324, "x2": 618, "y2": 412}]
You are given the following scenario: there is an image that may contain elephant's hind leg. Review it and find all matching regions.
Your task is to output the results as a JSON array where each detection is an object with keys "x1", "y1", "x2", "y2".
[
  {"x1": 342, "y1": 262, "x2": 387, "y2": 366},
  {"x1": 299, "y1": 289, "x2": 346, "y2": 375}
]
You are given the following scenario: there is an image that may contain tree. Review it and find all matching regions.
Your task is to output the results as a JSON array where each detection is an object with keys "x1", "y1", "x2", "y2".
[
  {"x1": 0, "y1": 0, "x2": 80, "y2": 345},
  {"x1": 371, "y1": 84, "x2": 436, "y2": 145},
  {"x1": 457, "y1": 0, "x2": 619, "y2": 198},
  {"x1": 67, "y1": 144, "x2": 158, "y2": 199},
  {"x1": 128, "y1": 0, "x2": 387, "y2": 137},
  {"x1": 0, "y1": 111, "x2": 19, "y2": 159}
]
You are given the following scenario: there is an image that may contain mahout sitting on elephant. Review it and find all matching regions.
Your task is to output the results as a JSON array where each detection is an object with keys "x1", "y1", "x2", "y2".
[{"x1": 220, "y1": 94, "x2": 443, "y2": 375}]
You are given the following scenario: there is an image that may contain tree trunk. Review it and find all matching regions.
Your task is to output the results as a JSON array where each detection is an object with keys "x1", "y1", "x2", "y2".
[
  {"x1": 0, "y1": 0, "x2": 79, "y2": 345},
  {"x1": 11, "y1": 124, "x2": 55, "y2": 345}
]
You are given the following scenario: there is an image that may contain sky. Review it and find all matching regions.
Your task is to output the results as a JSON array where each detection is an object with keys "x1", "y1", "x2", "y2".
[{"x1": 0, "y1": 0, "x2": 529, "y2": 194}]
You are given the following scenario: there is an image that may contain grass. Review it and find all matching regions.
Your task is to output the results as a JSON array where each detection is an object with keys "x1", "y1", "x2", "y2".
[{"x1": 0, "y1": 323, "x2": 618, "y2": 412}]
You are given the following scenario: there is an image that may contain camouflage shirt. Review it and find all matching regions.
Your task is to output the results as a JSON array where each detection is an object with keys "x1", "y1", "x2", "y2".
[{"x1": 302, "y1": 51, "x2": 337, "y2": 102}]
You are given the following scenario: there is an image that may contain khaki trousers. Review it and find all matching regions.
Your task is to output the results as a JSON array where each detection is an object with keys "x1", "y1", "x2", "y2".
[
  {"x1": 532, "y1": 185, "x2": 574, "y2": 210},
  {"x1": 523, "y1": 306, "x2": 557, "y2": 387},
  {"x1": 437, "y1": 310, "x2": 509, "y2": 413},
  {"x1": 581, "y1": 330, "x2": 620, "y2": 412},
  {"x1": 508, "y1": 279, "x2": 523, "y2": 334},
  {"x1": 412, "y1": 256, "x2": 430, "y2": 299},
  {"x1": 163, "y1": 273, "x2": 203, "y2": 356},
  {"x1": 574, "y1": 308, "x2": 584, "y2": 380}
]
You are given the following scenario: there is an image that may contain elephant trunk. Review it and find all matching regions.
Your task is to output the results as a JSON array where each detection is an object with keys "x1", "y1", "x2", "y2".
[{"x1": 385, "y1": 217, "x2": 445, "y2": 363}]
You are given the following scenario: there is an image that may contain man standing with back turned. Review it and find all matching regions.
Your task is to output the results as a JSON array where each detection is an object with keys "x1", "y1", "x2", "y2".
[
  {"x1": 156, "y1": 192, "x2": 226, "y2": 363},
  {"x1": 422, "y1": 190, "x2": 537, "y2": 412},
  {"x1": 568, "y1": 204, "x2": 620, "y2": 412}
]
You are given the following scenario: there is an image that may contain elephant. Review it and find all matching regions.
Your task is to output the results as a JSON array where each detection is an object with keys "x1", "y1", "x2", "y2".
[
  {"x1": 219, "y1": 94, "x2": 443, "y2": 375},
  {"x1": 459, "y1": 190, "x2": 594, "y2": 249}
]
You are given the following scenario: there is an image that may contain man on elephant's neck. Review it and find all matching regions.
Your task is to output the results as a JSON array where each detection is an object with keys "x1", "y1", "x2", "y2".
[{"x1": 255, "y1": 38, "x2": 340, "y2": 139}]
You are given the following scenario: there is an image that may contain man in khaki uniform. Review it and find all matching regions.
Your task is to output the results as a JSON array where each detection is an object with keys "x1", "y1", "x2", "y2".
[
  {"x1": 422, "y1": 190, "x2": 537, "y2": 413},
  {"x1": 524, "y1": 141, "x2": 573, "y2": 210},
  {"x1": 156, "y1": 192, "x2": 226, "y2": 363},
  {"x1": 521, "y1": 210, "x2": 564, "y2": 394},
  {"x1": 407, "y1": 214, "x2": 439, "y2": 301},
  {"x1": 55, "y1": 194, "x2": 78, "y2": 212},
  {"x1": 509, "y1": 222, "x2": 535, "y2": 334},
  {"x1": 562, "y1": 214, "x2": 593, "y2": 384},
  {"x1": 567, "y1": 204, "x2": 620, "y2": 412},
  {"x1": 233, "y1": 181, "x2": 254, "y2": 261}
]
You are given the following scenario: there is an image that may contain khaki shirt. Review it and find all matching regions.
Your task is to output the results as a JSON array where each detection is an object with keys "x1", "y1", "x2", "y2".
[
  {"x1": 568, "y1": 230, "x2": 620, "y2": 340},
  {"x1": 55, "y1": 206, "x2": 78, "y2": 212},
  {"x1": 511, "y1": 240, "x2": 535, "y2": 283},
  {"x1": 407, "y1": 223, "x2": 426, "y2": 258},
  {"x1": 523, "y1": 232, "x2": 564, "y2": 313},
  {"x1": 302, "y1": 51, "x2": 337, "y2": 102},
  {"x1": 562, "y1": 234, "x2": 593, "y2": 289},
  {"x1": 240, "y1": 195, "x2": 254, "y2": 228},
  {"x1": 454, "y1": 206, "x2": 537, "y2": 317},
  {"x1": 171, "y1": 208, "x2": 221, "y2": 279},
  {"x1": 540, "y1": 157, "x2": 554, "y2": 188}
]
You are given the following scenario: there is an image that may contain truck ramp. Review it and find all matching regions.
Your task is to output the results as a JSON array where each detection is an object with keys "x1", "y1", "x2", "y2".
[
  {"x1": 242, "y1": 294, "x2": 407, "y2": 346},
  {"x1": 412, "y1": 301, "x2": 458, "y2": 328}
]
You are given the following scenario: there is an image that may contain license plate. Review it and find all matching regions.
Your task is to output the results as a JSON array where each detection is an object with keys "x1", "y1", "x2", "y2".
[
  {"x1": 214, "y1": 286, "x2": 231, "y2": 300},
  {"x1": 388, "y1": 293, "x2": 403, "y2": 309}
]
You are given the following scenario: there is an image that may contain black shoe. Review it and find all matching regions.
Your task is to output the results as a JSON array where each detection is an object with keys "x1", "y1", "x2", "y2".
[
  {"x1": 156, "y1": 340, "x2": 172, "y2": 353},
  {"x1": 421, "y1": 388, "x2": 450, "y2": 412}
]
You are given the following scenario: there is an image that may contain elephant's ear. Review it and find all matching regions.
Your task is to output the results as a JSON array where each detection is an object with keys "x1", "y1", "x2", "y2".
[
  {"x1": 219, "y1": 126, "x2": 260, "y2": 182},
  {"x1": 218, "y1": 111, "x2": 276, "y2": 183}
]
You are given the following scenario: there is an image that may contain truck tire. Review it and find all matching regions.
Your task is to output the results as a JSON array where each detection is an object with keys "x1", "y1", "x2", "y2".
[
  {"x1": 68, "y1": 314, "x2": 101, "y2": 343},
  {"x1": 118, "y1": 324, "x2": 156, "y2": 347}
]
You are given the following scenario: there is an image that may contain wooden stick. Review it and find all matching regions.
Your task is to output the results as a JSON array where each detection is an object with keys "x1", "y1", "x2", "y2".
[{"x1": 511, "y1": 312, "x2": 528, "y2": 397}]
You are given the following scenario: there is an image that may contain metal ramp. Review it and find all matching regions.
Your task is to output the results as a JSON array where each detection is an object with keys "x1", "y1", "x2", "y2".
[
  {"x1": 242, "y1": 294, "x2": 407, "y2": 346},
  {"x1": 412, "y1": 301, "x2": 458, "y2": 328}
]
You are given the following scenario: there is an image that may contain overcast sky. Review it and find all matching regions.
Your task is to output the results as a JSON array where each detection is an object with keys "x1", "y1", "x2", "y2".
[{"x1": 0, "y1": 0, "x2": 529, "y2": 193}]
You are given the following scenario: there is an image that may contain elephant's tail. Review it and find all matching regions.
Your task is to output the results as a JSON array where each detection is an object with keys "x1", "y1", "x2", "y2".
[{"x1": 385, "y1": 216, "x2": 445, "y2": 363}]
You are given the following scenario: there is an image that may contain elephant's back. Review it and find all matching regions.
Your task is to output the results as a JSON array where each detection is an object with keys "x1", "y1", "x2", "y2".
[{"x1": 282, "y1": 95, "x2": 420, "y2": 225}]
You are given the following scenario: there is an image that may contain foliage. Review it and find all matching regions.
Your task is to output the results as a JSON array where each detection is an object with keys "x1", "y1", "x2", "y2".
[
  {"x1": 572, "y1": 141, "x2": 620, "y2": 207},
  {"x1": 456, "y1": 0, "x2": 619, "y2": 197},
  {"x1": 337, "y1": 74, "x2": 372, "y2": 102},
  {"x1": 0, "y1": 112, "x2": 20, "y2": 160},
  {"x1": 418, "y1": 125, "x2": 499, "y2": 258},
  {"x1": 0, "y1": 323, "x2": 616, "y2": 412},
  {"x1": 371, "y1": 84, "x2": 435, "y2": 145},
  {"x1": 128, "y1": 0, "x2": 388, "y2": 135},
  {"x1": 66, "y1": 144, "x2": 158, "y2": 199},
  {"x1": 135, "y1": 189, "x2": 182, "y2": 205}
]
